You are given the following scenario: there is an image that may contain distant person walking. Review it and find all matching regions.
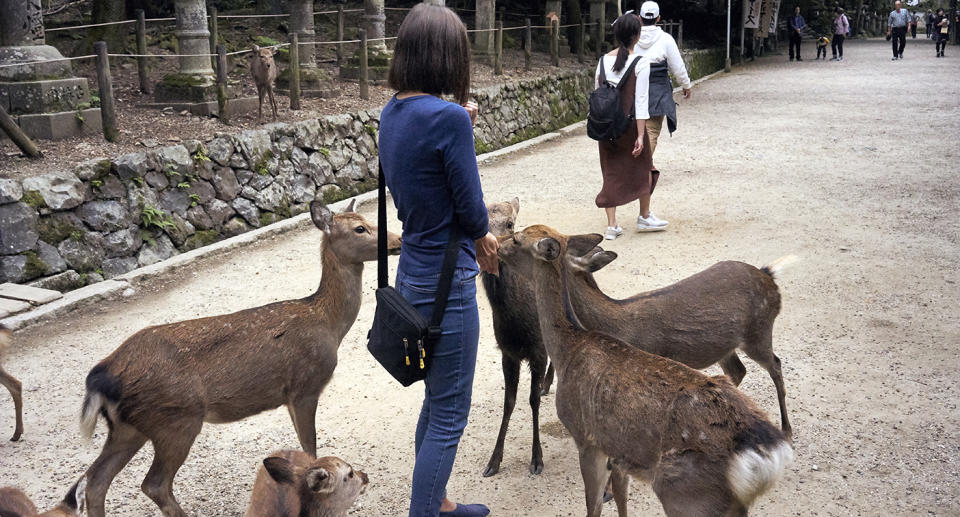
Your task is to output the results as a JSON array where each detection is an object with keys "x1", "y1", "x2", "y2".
[
  {"x1": 935, "y1": 8, "x2": 949, "y2": 57},
  {"x1": 926, "y1": 10, "x2": 935, "y2": 38},
  {"x1": 593, "y1": 12, "x2": 656, "y2": 240},
  {"x1": 888, "y1": 1, "x2": 911, "y2": 60},
  {"x1": 831, "y1": 7, "x2": 850, "y2": 61},
  {"x1": 910, "y1": 12, "x2": 919, "y2": 38},
  {"x1": 788, "y1": 6, "x2": 806, "y2": 61}
]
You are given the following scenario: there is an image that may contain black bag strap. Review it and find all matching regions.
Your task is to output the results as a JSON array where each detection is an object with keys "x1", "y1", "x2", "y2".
[
  {"x1": 615, "y1": 55, "x2": 642, "y2": 91},
  {"x1": 377, "y1": 161, "x2": 462, "y2": 334}
]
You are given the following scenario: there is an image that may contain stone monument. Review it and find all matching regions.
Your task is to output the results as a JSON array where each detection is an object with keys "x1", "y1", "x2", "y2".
[
  {"x1": 0, "y1": 0, "x2": 101, "y2": 139},
  {"x1": 340, "y1": 0, "x2": 391, "y2": 83},
  {"x1": 153, "y1": 0, "x2": 219, "y2": 112},
  {"x1": 276, "y1": 0, "x2": 337, "y2": 98},
  {"x1": 474, "y1": 0, "x2": 496, "y2": 63}
]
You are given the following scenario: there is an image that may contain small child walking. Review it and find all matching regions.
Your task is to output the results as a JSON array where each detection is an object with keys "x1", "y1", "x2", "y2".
[{"x1": 816, "y1": 36, "x2": 830, "y2": 60}]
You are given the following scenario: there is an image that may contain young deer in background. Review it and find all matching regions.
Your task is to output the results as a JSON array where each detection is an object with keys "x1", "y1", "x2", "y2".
[
  {"x1": 498, "y1": 225, "x2": 792, "y2": 517},
  {"x1": 78, "y1": 200, "x2": 400, "y2": 517},
  {"x1": 245, "y1": 451, "x2": 368, "y2": 517},
  {"x1": 565, "y1": 247, "x2": 795, "y2": 439},
  {"x1": 250, "y1": 45, "x2": 279, "y2": 123},
  {"x1": 0, "y1": 477, "x2": 86, "y2": 517},
  {"x1": 0, "y1": 323, "x2": 23, "y2": 442}
]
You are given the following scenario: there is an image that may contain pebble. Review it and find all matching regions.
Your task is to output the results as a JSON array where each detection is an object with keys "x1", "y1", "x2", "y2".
[{"x1": 122, "y1": 287, "x2": 137, "y2": 298}]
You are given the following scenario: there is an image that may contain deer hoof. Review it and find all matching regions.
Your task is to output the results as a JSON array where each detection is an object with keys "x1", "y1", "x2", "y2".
[
  {"x1": 10, "y1": 429, "x2": 22, "y2": 442},
  {"x1": 529, "y1": 459, "x2": 543, "y2": 475},
  {"x1": 482, "y1": 464, "x2": 500, "y2": 478}
]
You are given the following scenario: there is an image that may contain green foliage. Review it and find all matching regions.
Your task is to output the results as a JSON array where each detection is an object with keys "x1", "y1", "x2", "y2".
[
  {"x1": 177, "y1": 181, "x2": 191, "y2": 189},
  {"x1": 131, "y1": 176, "x2": 145, "y2": 186},
  {"x1": 69, "y1": 230, "x2": 86, "y2": 242},
  {"x1": 141, "y1": 205, "x2": 175, "y2": 231},
  {"x1": 91, "y1": 179, "x2": 103, "y2": 188},
  {"x1": 165, "y1": 164, "x2": 182, "y2": 178},
  {"x1": 38, "y1": 217, "x2": 83, "y2": 244},
  {"x1": 22, "y1": 190, "x2": 46, "y2": 209},
  {"x1": 318, "y1": 147, "x2": 331, "y2": 158},
  {"x1": 22, "y1": 251, "x2": 51, "y2": 279},
  {"x1": 254, "y1": 149, "x2": 274, "y2": 176},
  {"x1": 189, "y1": 193, "x2": 201, "y2": 207},
  {"x1": 364, "y1": 124, "x2": 377, "y2": 137},
  {"x1": 193, "y1": 146, "x2": 211, "y2": 163}
]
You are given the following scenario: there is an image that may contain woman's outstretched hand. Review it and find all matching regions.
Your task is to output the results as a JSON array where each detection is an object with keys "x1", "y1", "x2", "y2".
[
  {"x1": 462, "y1": 101, "x2": 479, "y2": 126},
  {"x1": 475, "y1": 232, "x2": 500, "y2": 276}
]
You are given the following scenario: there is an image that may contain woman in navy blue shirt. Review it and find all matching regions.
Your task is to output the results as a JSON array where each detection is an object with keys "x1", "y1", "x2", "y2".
[{"x1": 378, "y1": 4, "x2": 498, "y2": 517}]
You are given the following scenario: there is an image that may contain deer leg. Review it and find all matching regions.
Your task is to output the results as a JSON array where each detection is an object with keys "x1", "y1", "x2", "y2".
[
  {"x1": 529, "y1": 357, "x2": 546, "y2": 475},
  {"x1": 483, "y1": 355, "x2": 521, "y2": 477},
  {"x1": 0, "y1": 366, "x2": 23, "y2": 441},
  {"x1": 141, "y1": 420, "x2": 202, "y2": 517},
  {"x1": 287, "y1": 394, "x2": 320, "y2": 457},
  {"x1": 267, "y1": 87, "x2": 278, "y2": 120},
  {"x1": 579, "y1": 445, "x2": 612, "y2": 517},
  {"x1": 84, "y1": 422, "x2": 147, "y2": 517},
  {"x1": 742, "y1": 336, "x2": 792, "y2": 440},
  {"x1": 610, "y1": 466, "x2": 630, "y2": 517},
  {"x1": 719, "y1": 354, "x2": 747, "y2": 386},
  {"x1": 540, "y1": 360, "x2": 555, "y2": 396},
  {"x1": 256, "y1": 86, "x2": 264, "y2": 123}
]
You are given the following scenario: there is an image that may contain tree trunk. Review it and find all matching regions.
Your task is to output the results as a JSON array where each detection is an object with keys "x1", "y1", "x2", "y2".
[
  {"x1": 91, "y1": 0, "x2": 127, "y2": 52},
  {"x1": 566, "y1": 0, "x2": 582, "y2": 52}
]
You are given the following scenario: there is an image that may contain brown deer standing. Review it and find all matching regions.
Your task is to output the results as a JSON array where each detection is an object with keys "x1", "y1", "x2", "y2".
[
  {"x1": 565, "y1": 248, "x2": 795, "y2": 439},
  {"x1": 497, "y1": 225, "x2": 792, "y2": 517},
  {"x1": 250, "y1": 45, "x2": 279, "y2": 124},
  {"x1": 245, "y1": 451, "x2": 368, "y2": 517},
  {"x1": 78, "y1": 199, "x2": 401, "y2": 517},
  {"x1": 0, "y1": 323, "x2": 23, "y2": 442},
  {"x1": 0, "y1": 477, "x2": 86, "y2": 517}
]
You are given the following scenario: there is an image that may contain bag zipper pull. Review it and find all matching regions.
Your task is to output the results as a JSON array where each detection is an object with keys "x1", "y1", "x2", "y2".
[
  {"x1": 403, "y1": 337, "x2": 411, "y2": 366},
  {"x1": 417, "y1": 339, "x2": 425, "y2": 369}
]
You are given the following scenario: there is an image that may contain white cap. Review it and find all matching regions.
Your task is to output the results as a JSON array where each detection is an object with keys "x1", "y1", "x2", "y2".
[{"x1": 640, "y1": 1, "x2": 660, "y2": 19}]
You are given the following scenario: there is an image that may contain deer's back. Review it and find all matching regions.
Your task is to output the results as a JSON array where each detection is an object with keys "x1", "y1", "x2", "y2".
[{"x1": 0, "y1": 487, "x2": 38, "y2": 516}]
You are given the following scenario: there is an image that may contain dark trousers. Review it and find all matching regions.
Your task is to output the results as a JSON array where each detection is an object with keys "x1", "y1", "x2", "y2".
[
  {"x1": 789, "y1": 31, "x2": 802, "y2": 59},
  {"x1": 832, "y1": 34, "x2": 845, "y2": 58},
  {"x1": 937, "y1": 33, "x2": 948, "y2": 54},
  {"x1": 911, "y1": 23, "x2": 917, "y2": 37},
  {"x1": 892, "y1": 27, "x2": 907, "y2": 56},
  {"x1": 926, "y1": 23, "x2": 933, "y2": 37},
  {"x1": 817, "y1": 45, "x2": 827, "y2": 59}
]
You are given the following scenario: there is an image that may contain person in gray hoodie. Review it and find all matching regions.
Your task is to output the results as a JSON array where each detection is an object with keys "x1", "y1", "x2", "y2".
[{"x1": 631, "y1": 1, "x2": 692, "y2": 231}]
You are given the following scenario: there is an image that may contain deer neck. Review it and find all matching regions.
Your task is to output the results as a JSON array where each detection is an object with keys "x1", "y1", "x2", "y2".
[
  {"x1": 531, "y1": 261, "x2": 585, "y2": 373},
  {"x1": 309, "y1": 242, "x2": 365, "y2": 343},
  {"x1": 566, "y1": 270, "x2": 619, "y2": 321}
]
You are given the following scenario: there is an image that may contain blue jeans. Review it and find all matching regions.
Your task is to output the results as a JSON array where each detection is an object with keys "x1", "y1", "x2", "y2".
[{"x1": 397, "y1": 267, "x2": 480, "y2": 517}]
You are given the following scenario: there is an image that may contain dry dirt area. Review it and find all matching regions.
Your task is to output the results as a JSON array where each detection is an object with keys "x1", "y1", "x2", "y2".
[{"x1": 0, "y1": 38, "x2": 958, "y2": 515}]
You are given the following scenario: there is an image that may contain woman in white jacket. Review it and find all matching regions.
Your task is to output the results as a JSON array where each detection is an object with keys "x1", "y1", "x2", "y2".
[{"x1": 632, "y1": 1, "x2": 692, "y2": 231}]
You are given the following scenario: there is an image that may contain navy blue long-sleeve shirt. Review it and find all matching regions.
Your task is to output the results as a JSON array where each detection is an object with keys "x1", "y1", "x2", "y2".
[
  {"x1": 789, "y1": 14, "x2": 806, "y2": 31},
  {"x1": 379, "y1": 94, "x2": 489, "y2": 276}
]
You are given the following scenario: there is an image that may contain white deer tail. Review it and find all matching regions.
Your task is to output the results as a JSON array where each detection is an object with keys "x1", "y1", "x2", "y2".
[
  {"x1": 761, "y1": 255, "x2": 798, "y2": 280},
  {"x1": 80, "y1": 392, "x2": 103, "y2": 440},
  {"x1": 727, "y1": 440, "x2": 794, "y2": 506}
]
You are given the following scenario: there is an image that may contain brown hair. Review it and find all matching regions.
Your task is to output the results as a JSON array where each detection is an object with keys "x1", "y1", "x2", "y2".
[{"x1": 387, "y1": 4, "x2": 471, "y2": 104}]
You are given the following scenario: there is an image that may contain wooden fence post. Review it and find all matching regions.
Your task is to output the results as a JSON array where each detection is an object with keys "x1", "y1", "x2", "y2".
[
  {"x1": 94, "y1": 41, "x2": 117, "y2": 142},
  {"x1": 216, "y1": 44, "x2": 229, "y2": 124},
  {"x1": 336, "y1": 5, "x2": 345, "y2": 65},
  {"x1": 495, "y1": 21, "x2": 504, "y2": 75},
  {"x1": 678, "y1": 19, "x2": 684, "y2": 48},
  {"x1": 359, "y1": 28, "x2": 369, "y2": 100},
  {"x1": 135, "y1": 9, "x2": 150, "y2": 94},
  {"x1": 524, "y1": 17, "x2": 532, "y2": 71},
  {"x1": 209, "y1": 7, "x2": 219, "y2": 69},
  {"x1": 578, "y1": 18, "x2": 585, "y2": 63},
  {"x1": 596, "y1": 8, "x2": 606, "y2": 58},
  {"x1": 551, "y1": 19, "x2": 560, "y2": 66},
  {"x1": 289, "y1": 33, "x2": 301, "y2": 110},
  {"x1": 0, "y1": 106, "x2": 41, "y2": 158}
]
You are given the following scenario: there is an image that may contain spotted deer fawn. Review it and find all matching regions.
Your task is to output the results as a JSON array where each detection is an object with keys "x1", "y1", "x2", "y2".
[
  {"x1": 565, "y1": 247, "x2": 795, "y2": 439},
  {"x1": 245, "y1": 451, "x2": 368, "y2": 517},
  {"x1": 0, "y1": 324, "x2": 23, "y2": 442},
  {"x1": 250, "y1": 45, "x2": 279, "y2": 123},
  {"x1": 497, "y1": 225, "x2": 792, "y2": 517},
  {"x1": 0, "y1": 477, "x2": 86, "y2": 517},
  {"x1": 78, "y1": 200, "x2": 400, "y2": 517}
]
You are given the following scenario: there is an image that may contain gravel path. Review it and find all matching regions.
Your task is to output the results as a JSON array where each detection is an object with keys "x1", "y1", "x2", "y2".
[{"x1": 1, "y1": 38, "x2": 957, "y2": 516}]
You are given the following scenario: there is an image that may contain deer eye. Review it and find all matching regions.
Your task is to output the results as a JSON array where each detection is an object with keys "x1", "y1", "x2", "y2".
[
  {"x1": 348, "y1": 470, "x2": 354, "y2": 478},
  {"x1": 354, "y1": 226, "x2": 367, "y2": 234},
  {"x1": 506, "y1": 222, "x2": 514, "y2": 230}
]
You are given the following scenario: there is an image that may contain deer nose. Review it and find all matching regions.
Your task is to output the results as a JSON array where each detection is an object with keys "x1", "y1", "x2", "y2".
[{"x1": 358, "y1": 471, "x2": 369, "y2": 484}]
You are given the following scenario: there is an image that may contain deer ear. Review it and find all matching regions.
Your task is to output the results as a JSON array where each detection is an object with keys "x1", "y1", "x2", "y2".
[
  {"x1": 310, "y1": 200, "x2": 334, "y2": 232},
  {"x1": 342, "y1": 198, "x2": 357, "y2": 213},
  {"x1": 533, "y1": 238, "x2": 562, "y2": 262},
  {"x1": 585, "y1": 250, "x2": 618, "y2": 272},
  {"x1": 252, "y1": 44, "x2": 261, "y2": 52},
  {"x1": 511, "y1": 197, "x2": 520, "y2": 214},
  {"x1": 263, "y1": 457, "x2": 295, "y2": 485},
  {"x1": 306, "y1": 467, "x2": 335, "y2": 494},
  {"x1": 566, "y1": 234, "x2": 605, "y2": 257}
]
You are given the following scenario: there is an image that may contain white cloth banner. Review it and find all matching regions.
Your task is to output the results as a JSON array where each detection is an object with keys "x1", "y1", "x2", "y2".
[
  {"x1": 742, "y1": 0, "x2": 760, "y2": 28},
  {"x1": 758, "y1": 0, "x2": 773, "y2": 37},
  {"x1": 768, "y1": 0, "x2": 782, "y2": 33}
]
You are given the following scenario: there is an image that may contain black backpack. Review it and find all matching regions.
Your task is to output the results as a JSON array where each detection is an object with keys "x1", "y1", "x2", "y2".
[{"x1": 587, "y1": 56, "x2": 641, "y2": 142}]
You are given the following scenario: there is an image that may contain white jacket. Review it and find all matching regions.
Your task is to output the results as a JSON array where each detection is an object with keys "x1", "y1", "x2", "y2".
[
  {"x1": 633, "y1": 26, "x2": 691, "y2": 90},
  {"x1": 593, "y1": 54, "x2": 652, "y2": 120}
]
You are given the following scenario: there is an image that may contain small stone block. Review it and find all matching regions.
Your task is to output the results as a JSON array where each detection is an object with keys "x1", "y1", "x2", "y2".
[
  {"x1": 17, "y1": 108, "x2": 102, "y2": 140},
  {"x1": 0, "y1": 298, "x2": 31, "y2": 317},
  {"x1": 0, "y1": 78, "x2": 90, "y2": 115},
  {"x1": 0, "y1": 282, "x2": 63, "y2": 304}
]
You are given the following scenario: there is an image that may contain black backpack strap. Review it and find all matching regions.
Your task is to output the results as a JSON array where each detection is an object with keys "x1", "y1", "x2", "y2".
[
  {"x1": 427, "y1": 225, "x2": 462, "y2": 337},
  {"x1": 598, "y1": 56, "x2": 608, "y2": 85},
  {"x1": 377, "y1": 161, "x2": 389, "y2": 289},
  {"x1": 615, "y1": 55, "x2": 642, "y2": 90}
]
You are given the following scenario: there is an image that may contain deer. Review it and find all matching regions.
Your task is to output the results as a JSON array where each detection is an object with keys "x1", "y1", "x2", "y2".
[
  {"x1": 250, "y1": 45, "x2": 279, "y2": 124},
  {"x1": 0, "y1": 477, "x2": 86, "y2": 517},
  {"x1": 565, "y1": 246, "x2": 795, "y2": 440},
  {"x1": 77, "y1": 199, "x2": 401, "y2": 517},
  {"x1": 497, "y1": 225, "x2": 792, "y2": 517},
  {"x1": 245, "y1": 451, "x2": 368, "y2": 517},
  {"x1": 479, "y1": 198, "x2": 555, "y2": 478},
  {"x1": 0, "y1": 324, "x2": 23, "y2": 442}
]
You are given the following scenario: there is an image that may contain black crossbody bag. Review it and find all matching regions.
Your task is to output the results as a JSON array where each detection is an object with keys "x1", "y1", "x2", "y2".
[{"x1": 367, "y1": 162, "x2": 461, "y2": 387}]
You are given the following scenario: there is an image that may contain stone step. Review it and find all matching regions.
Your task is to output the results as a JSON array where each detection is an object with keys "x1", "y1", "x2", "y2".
[
  {"x1": 0, "y1": 297, "x2": 31, "y2": 319},
  {"x1": 0, "y1": 282, "x2": 63, "y2": 305}
]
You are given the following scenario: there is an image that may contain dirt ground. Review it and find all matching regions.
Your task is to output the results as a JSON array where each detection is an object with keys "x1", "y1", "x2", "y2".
[{"x1": 1, "y1": 38, "x2": 958, "y2": 515}]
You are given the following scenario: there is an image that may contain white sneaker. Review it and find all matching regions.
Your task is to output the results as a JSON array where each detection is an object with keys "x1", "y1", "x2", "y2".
[
  {"x1": 645, "y1": 212, "x2": 669, "y2": 227},
  {"x1": 605, "y1": 226, "x2": 623, "y2": 240},
  {"x1": 637, "y1": 214, "x2": 667, "y2": 232}
]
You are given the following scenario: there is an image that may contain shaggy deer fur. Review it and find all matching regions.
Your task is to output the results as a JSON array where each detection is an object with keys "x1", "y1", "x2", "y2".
[
  {"x1": 0, "y1": 324, "x2": 23, "y2": 442},
  {"x1": 565, "y1": 246, "x2": 794, "y2": 439},
  {"x1": 0, "y1": 477, "x2": 86, "y2": 517},
  {"x1": 78, "y1": 200, "x2": 400, "y2": 517},
  {"x1": 245, "y1": 450, "x2": 368, "y2": 517},
  {"x1": 480, "y1": 199, "x2": 554, "y2": 477},
  {"x1": 497, "y1": 225, "x2": 792, "y2": 517},
  {"x1": 250, "y1": 45, "x2": 279, "y2": 123}
]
